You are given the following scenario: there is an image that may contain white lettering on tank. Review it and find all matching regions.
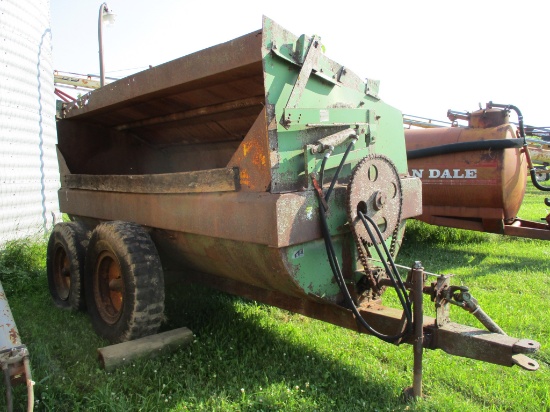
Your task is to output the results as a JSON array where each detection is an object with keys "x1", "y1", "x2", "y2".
[
  {"x1": 411, "y1": 169, "x2": 423, "y2": 178},
  {"x1": 424, "y1": 168, "x2": 478, "y2": 179},
  {"x1": 429, "y1": 169, "x2": 441, "y2": 178}
]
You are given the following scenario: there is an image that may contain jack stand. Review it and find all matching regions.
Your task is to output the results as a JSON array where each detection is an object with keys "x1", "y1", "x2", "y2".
[{"x1": 404, "y1": 261, "x2": 425, "y2": 400}]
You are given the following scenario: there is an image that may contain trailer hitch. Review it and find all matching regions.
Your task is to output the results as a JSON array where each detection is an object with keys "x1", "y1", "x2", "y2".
[{"x1": 401, "y1": 265, "x2": 540, "y2": 399}]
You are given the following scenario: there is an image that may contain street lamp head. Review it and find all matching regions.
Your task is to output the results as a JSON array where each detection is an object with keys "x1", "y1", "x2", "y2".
[{"x1": 101, "y1": 4, "x2": 117, "y2": 27}]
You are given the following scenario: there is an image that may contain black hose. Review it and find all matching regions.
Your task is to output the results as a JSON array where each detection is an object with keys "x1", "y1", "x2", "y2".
[
  {"x1": 489, "y1": 102, "x2": 526, "y2": 143},
  {"x1": 319, "y1": 154, "x2": 329, "y2": 188},
  {"x1": 488, "y1": 102, "x2": 550, "y2": 191},
  {"x1": 406, "y1": 139, "x2": 523, "y2": 160},
  {"x1": 530, "y1": 168, "x2": 550, "y2": 191},
  {"x1": 358, "y1": 212, "x2": 412, "y2": 326},
  {"x1": 319, "y1": 203, "x2": 409, "y2": 342},
  {"x1": 325, "y1": 138, "x2": 357, "y2": 202},
  {"x1": 316, "y1": 140, "x2": 411, "y2": 343}
]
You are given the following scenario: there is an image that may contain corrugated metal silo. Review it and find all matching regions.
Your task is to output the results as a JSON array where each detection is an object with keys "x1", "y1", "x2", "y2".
[{"x1": 0, "y1": 0, "x2": 60, "y2": 243}]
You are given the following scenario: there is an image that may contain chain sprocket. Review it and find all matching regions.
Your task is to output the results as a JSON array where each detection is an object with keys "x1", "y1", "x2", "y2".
[
  {"x1": 347, "y1": 154, "x2": 403, "y2": 246},
  {"x1": 347, "y1": 154, "x2": 403, "y2": 300}
]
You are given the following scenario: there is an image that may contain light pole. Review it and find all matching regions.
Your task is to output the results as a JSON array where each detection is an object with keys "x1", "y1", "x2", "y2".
[{"x1": 98, "y1": 3, "x2": 116, "y2": 87}]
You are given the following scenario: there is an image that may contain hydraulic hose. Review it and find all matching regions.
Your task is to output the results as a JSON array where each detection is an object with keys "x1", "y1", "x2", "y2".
[
  {"x1": 319, "y1": 203, "x2": 409, "y2": 342},
  {"x1": 529, "y1": 168, "x2": 550, "y2": 191},
  {"x1": 316, "y1": 139, "x2": 412, "y2": 343},
  {"x1": 488, "y1": 102, "x2": 550, "y2": 192},
  {"x1": 325, "y1": 137, "x2": 357, "y2": 202},
  {"x1": 406, "y1": 139, "x2": 523, "y2": 160},
  {"x1": 318, "y1": 152, "x2": 330, "y2": 188},
  {"x1": 488, "y1": 102, "x2": 526, "y2": 143},
  {"x1": 358, "y1": 212, "x2": 412, "y2": 325}
]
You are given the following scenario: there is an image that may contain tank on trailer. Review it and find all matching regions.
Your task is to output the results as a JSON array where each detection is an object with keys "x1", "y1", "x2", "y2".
[{"x1": 405, "y1": 105, "x2": 550, "y2": 240}]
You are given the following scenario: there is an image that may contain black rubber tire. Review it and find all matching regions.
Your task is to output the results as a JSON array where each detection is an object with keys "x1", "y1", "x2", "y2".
[
  {"x1": 85, "y1": 221, "x2": 165, "y2": 343},
  {"x1": 46, "y1": 222, "x2": 88, "y2": 311}
]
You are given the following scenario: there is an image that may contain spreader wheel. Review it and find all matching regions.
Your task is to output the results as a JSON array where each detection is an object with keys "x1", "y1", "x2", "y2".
[
  {"x1": 85, "y1": 221, "x2": 165, "y2": 343},
  {"x1": 46, "y1": 222, "x2": 88, "y2": 310}
]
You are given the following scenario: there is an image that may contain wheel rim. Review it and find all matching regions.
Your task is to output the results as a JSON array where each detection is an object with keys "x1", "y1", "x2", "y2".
[
  {"x1": 52, "y1": 244, "x2": 71, "y2": 300},
  {"x1": 94, "y1": 250, "x2": 124, "y2": 325}
]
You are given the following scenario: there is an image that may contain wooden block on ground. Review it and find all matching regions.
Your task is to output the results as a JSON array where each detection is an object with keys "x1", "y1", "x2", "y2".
[{"x1": 97, "y1": 327, "x2": 194, "y2": 372}]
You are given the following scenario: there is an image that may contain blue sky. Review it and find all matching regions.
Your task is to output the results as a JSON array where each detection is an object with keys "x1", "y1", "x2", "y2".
[{"x1": 51, "y1": 0, "x2": 549, "y2": 126}]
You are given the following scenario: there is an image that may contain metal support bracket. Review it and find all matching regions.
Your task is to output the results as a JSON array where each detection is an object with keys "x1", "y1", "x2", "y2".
[
  {"x1": 282, "y1": 108, "x2": 369, "y2": 130},
  {"x1": 429, "y1": 275, "x2": 451, "y2": 327},
  {"x1": 365, "y1": 78, "x2": 380, "y2": 99},
  {"x1": 285, "y1": 35, "x2": 322, "y2": 111}
]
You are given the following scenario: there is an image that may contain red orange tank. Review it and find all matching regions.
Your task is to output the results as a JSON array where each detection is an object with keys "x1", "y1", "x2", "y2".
[{"x1": 405, "y1": 108, "x2": 527, "y2": 234}]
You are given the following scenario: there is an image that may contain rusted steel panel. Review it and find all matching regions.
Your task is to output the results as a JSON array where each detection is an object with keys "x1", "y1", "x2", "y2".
[
  {"x1": 104, "y1": 76, "x2": 265, "y2": 127},
  {"x1": 152, "y1": 231, "x2": 306, "y2": 297},
  {"x1": 61, "y1": 30, "x2": 263, "y2": 122},
  {"x1": 123, "y1": 105, "x2": 262, "y2": 146},
  {"x1": 56, "y1": 122, "x2": 240, "y2": 176},
  {"x1": 58, "y1": 33, "x2": 266, "y2": 155},
  {"x1": 228, "y1": 109, "x2": 272, "y2": 191},
  {"x1": 115, "y1": 96, "x2": 264, "y2": 132},
  {"x1": 64, "y1": 168, "x2": 239, "y2": 194},
  {"x1": 59, "y1": 189, "x2": 324, "y2": 247},
  {"x1": 400, "y1": 176, "x2": 422, "y2": 219}
]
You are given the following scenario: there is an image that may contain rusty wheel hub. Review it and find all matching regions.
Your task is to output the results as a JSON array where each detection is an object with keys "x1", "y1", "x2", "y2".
[
  {"x1": 94, "y1": 251, "x2": 124, "y2": 325},
  {"x1": 52, "y1": 245, "x2": 71, "y2": 301}
]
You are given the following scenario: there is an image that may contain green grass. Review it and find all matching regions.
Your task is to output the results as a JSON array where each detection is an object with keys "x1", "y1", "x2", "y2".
[{"x1": 1, "y1": 184, "x2": 549, "y2": 411}]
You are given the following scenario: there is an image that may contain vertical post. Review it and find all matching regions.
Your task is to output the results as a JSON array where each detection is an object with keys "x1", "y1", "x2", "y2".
[
  {"x1": 98, "y1": 3, "x2": 107, "y2": 87},
  {"x1": 412, "y1": 261, "x2": 424, "y2": 398}
]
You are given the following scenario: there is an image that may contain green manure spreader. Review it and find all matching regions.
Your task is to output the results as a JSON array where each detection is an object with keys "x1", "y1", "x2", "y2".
[{"x1": 50, "y1": 17, "x2": 540, "y2": 395}]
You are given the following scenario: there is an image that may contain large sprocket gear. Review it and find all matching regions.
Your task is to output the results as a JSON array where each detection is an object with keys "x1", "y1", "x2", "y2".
[
  {"x1": 347, "y1": 154, "x2": 403, "y2": 247},
  {"x1": 347, "y1": 154, "x2": 404, "y2": 302}
]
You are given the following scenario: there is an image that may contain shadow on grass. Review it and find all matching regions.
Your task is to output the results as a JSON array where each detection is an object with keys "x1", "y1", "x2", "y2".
[
  {"x1": 399, "y1": 227, "x2": 549, "y2": 279},
  {"x1": 6, "y1": 276, "x2": 411, "y2": 411},
  {"x1": 160, "y1": 280, "x2": 406, "y2": 410}
]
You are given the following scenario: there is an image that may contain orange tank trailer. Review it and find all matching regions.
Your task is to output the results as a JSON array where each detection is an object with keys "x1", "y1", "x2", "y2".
[{"x1": 405, "y1": 107, "x2": 550, "y2": 239}]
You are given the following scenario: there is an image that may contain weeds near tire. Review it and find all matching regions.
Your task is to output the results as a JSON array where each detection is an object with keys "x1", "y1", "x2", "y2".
[{"x1": 0, "y1": 238, "x2": 46, "y2": 295}]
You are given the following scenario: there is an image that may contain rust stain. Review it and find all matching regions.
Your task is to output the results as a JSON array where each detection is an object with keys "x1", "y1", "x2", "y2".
[
  {"x1": 241, "y1": 139, "x2": 267, "y2": 168},
  {"x1": 9, "y1": 327, "x2": 19, "y2": 344},
  {"x1": 253, "y1": 151, "x2": 267, "y2": 167},
  {"x1": 240, "y1": 170, "x2": 251, "y2": 186}
]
